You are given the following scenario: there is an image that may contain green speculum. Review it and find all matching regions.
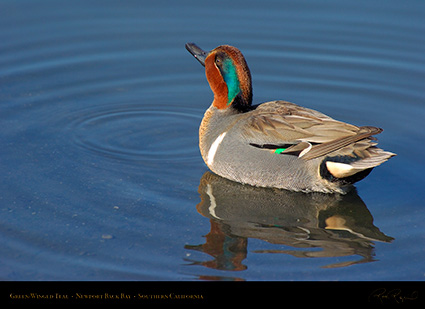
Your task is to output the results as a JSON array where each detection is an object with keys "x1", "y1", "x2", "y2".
[
  {"x1": 274, "y1": 148, "x2": 287, "y2": 154},
  {"x1": 222, "y1": 58, "x2": 241, "y2": 105}
]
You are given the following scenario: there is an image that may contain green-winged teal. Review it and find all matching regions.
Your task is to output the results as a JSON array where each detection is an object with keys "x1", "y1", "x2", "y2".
[{"x1": 186, "y1": 43, "x2": 395, "y2": 193}]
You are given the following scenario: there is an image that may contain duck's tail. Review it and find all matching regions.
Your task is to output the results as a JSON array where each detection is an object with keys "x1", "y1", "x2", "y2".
[{"x1": 320, "y1": 144, "x2": 396, "y2": 185}]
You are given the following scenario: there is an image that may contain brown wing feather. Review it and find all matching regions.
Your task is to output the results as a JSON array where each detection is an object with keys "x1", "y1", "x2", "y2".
[
  {"x1": 241, "y1": 100, "x2": 382, "y2": 160},
  {"x1": 300, "y1": 126, "x2": 383, "y2": 160}
]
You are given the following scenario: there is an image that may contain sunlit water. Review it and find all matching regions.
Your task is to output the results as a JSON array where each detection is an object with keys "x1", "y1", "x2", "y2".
[{"x1": 1, "y1": 0, "x2": 424, "y2": 280}]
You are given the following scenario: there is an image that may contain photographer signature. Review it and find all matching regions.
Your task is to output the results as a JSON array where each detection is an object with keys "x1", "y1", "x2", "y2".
[{"x1": 369, "y1": 288, "x2": 418, "y2": 304}]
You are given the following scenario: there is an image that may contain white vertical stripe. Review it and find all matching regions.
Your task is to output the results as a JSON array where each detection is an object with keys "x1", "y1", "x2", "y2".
[
  {"x1": 207, "y1": 132, "x2": 227, "y2": 166},
  {"x1": 206, "y1": 184, "x2": 221, "y2": 219}
]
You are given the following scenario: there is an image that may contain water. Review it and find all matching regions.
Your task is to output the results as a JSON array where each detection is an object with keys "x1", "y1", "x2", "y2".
[{"x1": 1, "y1": 0, "x2": 424, "y2": 281}]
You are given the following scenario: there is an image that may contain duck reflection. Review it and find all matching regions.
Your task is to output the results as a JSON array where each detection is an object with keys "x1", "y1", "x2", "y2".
[{"x1": 185, "y1": 172, "x2": 393, "y2": 271}]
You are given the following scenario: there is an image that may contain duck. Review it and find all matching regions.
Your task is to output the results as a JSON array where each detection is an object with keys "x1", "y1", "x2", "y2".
[{"x1": 185, "y1": 43, "x2": 395, "y2": 194}]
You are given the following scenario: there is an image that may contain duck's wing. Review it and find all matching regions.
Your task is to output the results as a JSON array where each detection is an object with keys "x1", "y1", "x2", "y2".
[{"x1": 241, "y1": 100, "x2": 383, "y2": 160}]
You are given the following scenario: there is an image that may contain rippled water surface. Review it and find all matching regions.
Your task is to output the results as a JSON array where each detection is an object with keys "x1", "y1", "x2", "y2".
[{"x1": 1, "y1": 0, "x2": 424, "y2": 280}]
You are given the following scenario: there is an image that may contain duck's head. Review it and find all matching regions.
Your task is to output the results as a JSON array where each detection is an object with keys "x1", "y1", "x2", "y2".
[{"x1": 186, "y1": 43, "x2": 252, "y2": 112}]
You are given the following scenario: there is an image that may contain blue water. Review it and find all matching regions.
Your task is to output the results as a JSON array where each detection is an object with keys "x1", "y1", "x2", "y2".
[{"x1": 1, "y1": 0, "x2": 424, "y2": 281}]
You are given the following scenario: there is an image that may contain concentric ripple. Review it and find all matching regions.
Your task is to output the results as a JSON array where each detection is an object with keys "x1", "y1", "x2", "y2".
[{"x1": 70, "y1": 106, "x2": 201, "y2": 162}]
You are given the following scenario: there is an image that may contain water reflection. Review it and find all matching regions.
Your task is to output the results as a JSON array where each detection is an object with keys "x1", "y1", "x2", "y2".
[{"x1": 185, "y1": 172, "x2": 393, "y2": 273}]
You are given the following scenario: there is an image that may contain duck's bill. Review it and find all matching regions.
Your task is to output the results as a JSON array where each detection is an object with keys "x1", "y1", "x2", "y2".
[{"x1": 185, "y1": 42, "x2": 208, "y2": 67}]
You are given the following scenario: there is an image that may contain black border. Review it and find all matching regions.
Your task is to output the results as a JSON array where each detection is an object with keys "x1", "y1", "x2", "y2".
[{"x1": 2, "y1": 281, "x2": 424, "y2": 306}]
